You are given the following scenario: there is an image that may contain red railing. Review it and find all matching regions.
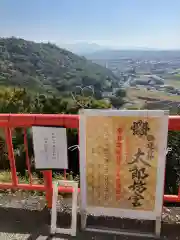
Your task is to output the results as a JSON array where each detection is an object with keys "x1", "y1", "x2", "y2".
[{"x1": 0, "y1": 114, "x2": 179, "y2": 208}]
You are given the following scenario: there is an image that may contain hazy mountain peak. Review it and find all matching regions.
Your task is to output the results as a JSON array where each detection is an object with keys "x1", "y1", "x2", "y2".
[{"x1": 58, "y1": 42, "x2": 110, "y2": 55}]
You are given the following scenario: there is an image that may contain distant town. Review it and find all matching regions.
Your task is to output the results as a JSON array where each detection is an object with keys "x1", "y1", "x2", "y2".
[{"x1": 87, "y1": 50, "x2": 180, "y2": 110}]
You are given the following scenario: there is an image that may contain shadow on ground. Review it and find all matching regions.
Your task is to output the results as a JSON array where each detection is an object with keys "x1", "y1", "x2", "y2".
[{"x1": 0, "y1": 207, "x2": 180, "y2": 240}]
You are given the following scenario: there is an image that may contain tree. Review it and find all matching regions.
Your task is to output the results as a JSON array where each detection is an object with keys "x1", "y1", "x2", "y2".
[
  {"x1": 0, "y1": 87, "x2": 180, "y2": 197},
  {"x1": 115, "y1": 88, "x2": 126, "y2": 98},
  {"x1": 0, "y1": 87, "x2": 111, "y2": 175},
  {"x1": 0, "y1": 37, "x2": 120, "y2": 94},
  {"x1": 110, "y1": 96, "x2": 125, "y2": 109}
]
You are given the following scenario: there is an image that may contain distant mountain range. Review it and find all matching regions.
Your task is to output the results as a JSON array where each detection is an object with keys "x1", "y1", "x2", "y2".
[
  {"x1": 58, "y1": 42, "x2": 110, "y2": 55},
  {"x1": 84, "y1": 49, "x2": 180, "y2": 60},
  {"x1": 58, "y1": 42, "x2": 180, "y2": 59}
]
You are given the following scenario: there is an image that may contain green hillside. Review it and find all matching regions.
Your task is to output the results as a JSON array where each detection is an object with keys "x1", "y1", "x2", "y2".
[{"x1": 0, "y1": 37, "x2": 120, "y2": 94}]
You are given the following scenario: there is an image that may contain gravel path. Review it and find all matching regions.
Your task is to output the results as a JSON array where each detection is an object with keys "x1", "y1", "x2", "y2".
[{"x1": 0, "y1": 192, "x2": 180, "y2": 239}]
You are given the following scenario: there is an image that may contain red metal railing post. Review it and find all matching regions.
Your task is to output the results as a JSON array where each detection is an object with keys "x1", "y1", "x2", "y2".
[
  {"x1": 23, "y1": 128, "x2": 33, "y2": 184},
  {"x1": 43, "y1": 170, "x2": 53, "y2": 208},
  {"x1": 5, "y1": 127, "x2": 18, "y2": 186}
]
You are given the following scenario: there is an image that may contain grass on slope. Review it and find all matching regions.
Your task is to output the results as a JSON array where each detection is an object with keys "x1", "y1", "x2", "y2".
[
  {"x1": 164, "y1": 79, "x2": 180, "y2": 88},
  {"x1": 127, "y1": 88, "x2": 180, "y2": 102}
]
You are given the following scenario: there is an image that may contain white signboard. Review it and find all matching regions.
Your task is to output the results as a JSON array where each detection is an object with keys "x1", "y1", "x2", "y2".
[
  {"x1": 32, "y1": 126, "x2": 68, "y2": 169},
  {"x1": 79, "y1": 109, "x2": 169, "y2": 237}
]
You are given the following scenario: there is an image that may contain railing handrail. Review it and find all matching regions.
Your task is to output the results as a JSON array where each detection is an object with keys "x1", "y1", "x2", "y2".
[
  {"x1": 0, "y1": 114, "x2": 79, "y2": 128},
  {"x1": 168, "y1": 115, "x2": 180, "y2": 130},
  {"x1": 0, "y1": 113, "x2": 179, "y2": 129}
]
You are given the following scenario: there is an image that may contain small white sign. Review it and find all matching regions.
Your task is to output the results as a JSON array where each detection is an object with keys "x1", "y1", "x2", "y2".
[{"x1": 32, "y1": 126, "x2": 68, "y2": 169}]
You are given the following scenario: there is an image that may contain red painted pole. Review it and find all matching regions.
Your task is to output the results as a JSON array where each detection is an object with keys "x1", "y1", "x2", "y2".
[
  {"x1": 23, "y1": 128, "x2": 33, "y2": 184},
  {"x1": 5, "y1": 128, "x2": 18, "y2": 186},
  {"x1": 43, "y1": 170, "x2": 53, "y2": 208}
]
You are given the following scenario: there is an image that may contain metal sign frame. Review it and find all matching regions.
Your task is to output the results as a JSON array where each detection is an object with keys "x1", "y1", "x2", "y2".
[
  {"x1": 79, "y1": 109, "x2": 169, "y2": 238},
  {"x1": 50, "y1": 180, "x2": 78, "y2": 237}
]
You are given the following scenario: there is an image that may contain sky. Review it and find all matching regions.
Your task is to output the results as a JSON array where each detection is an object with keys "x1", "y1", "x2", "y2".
[{"x1": 0, "y1": 0, "x2": 179, "y2": 49}]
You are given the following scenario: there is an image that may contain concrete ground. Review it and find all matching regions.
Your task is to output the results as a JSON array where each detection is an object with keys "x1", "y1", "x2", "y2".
[
  {"x1": 1, "y1": 207, "x2": 180, "y2": 240},
  {"x1": 0, "y1": 193, "x2": 180, "y2": 240}
]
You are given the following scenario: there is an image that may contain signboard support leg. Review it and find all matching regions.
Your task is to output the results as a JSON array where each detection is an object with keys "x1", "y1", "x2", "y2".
[
  {"x1": 80, "y1": 210, "x2": 87, "y2": 230},
  {"x1": 50, "y1": 180, "x2": 78, "y2": 237},
  {"x1": 155, "y1": 216, "x2": 161, "y2": 237},
  {"x1": 51, "y1": 181, "x2": 58, "y2": 235}
]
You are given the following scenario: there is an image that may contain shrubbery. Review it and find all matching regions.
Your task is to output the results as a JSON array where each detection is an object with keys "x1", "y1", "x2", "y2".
[{"x1": 0, "y1": 88, "x2": 179, "y2": 195}]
